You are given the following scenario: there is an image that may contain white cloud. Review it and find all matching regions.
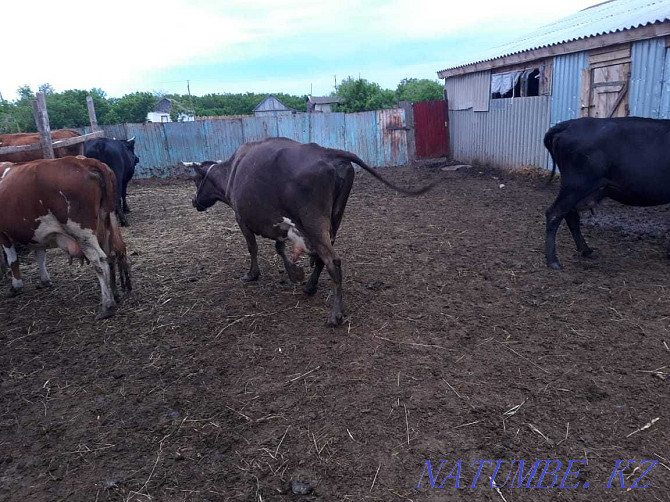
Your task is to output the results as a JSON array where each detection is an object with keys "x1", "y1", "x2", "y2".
[{"x1": 1, "y1": 0, "x2": 602, "y2": 99}]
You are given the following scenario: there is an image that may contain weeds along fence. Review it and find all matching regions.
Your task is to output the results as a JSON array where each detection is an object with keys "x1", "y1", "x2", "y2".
[{"x1": 79, "y1": 109, "x2": 410, "y2": 178}]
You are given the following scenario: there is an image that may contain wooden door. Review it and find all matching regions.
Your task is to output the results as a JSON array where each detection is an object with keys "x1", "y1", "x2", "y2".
[
  {"x1": 581, "y1": 45, "x2": 631, "y2": 118},
  {"x1": 413, "y1": 100, "x2": 449, "y2": 159}
]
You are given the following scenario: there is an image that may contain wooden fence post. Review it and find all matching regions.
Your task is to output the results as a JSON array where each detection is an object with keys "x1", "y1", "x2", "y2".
[
  {"x1": 32, "y1": 92, "x2": 55, "y2": 159},
  {"x1": 86, "y1": 96, "x2": 99, "y2": 132}
]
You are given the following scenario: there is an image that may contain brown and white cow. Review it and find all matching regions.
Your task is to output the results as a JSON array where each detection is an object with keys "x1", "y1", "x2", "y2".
[
  {"x1": 186, "y1": 137, "x2": 434, "y2": 326},
  {"x1": 0, "y1": 129, "x2": 83, "y2": 163},
  {"x1": 0, "y1": 156, "x2": 131, "y2": 319}
]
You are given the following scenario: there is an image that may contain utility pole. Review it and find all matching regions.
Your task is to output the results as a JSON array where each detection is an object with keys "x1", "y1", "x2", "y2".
[
  {"x1": 334, "y1": 75, "x2": 337, "y2": 92},
  {"x1": 187, "y1": 80, "x2": 194, "y2": 115}
]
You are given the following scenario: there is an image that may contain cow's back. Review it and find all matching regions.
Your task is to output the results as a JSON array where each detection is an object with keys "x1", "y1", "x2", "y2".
[
  {"x1": 0, "y1": 129, "x2": 82, "y2": 163},
  {"x1": 230, "y1": 138, "x2": 337, "y2": 200},
  {"x1": 0, "y1": 157, "x2": 117, "y2": 245}
]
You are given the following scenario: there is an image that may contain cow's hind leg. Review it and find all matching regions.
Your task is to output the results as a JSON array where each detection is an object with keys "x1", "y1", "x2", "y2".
[
  {"x1": 122, "y1": 184, "x2": 131, "y2": 213},
  {"x1": 565, "y1": 210, "x2": 593, "y2": 257},
  {"x1": 546, "y1": 188, "x2": 592, "y2": 270},
  {"x1": 34, "y1": 249, "x2": 52, "y2": 288},
  {"x1": 304, "y1": 256, "x2": 324, "y2": 296},
  {"x1": 304, "y1": 165, "x2": 354, "y2": 296},
  {"x1": 307, "y1": 230, "x2": 344, "y2": 326},
  {"x1": 78, "y1": 242, "x2": 117, "y2": 320},
  {"x1": 3, "y1": 245, "x2": 24, "y2": 296},
  {"x1": 0, "y1": 248, "x2": 8, "y2": 282},
  {"x1": 275, "y1": 241, "x2": 305, "y2": 283},
  {"x1": 239, "y1": 223, "x2": 260, "y2": 282}
]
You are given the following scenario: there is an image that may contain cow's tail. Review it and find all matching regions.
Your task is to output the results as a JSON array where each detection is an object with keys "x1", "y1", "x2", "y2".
[
  {"x1": 89, "y1": 161, "x2": 132, "y2": 291},
  {"x1": 544, "y1": 122, "x2": 569, "y2": 185},
  {"x1": 326, "y1": 149, "x2": 437, "y2": 195},
  {"x1": 88, "y1": 161, "x2": 117, "y2": 215}
]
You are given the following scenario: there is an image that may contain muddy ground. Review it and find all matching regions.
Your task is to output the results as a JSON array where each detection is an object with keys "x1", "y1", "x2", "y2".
[{"x1": 0, "y1": 165, "x2": 668, "y2": 502}]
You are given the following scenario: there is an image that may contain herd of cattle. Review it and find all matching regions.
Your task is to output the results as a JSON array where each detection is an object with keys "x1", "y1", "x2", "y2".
[{"x1": 1, "y1": 116, "x2": 669, "y2": 324}]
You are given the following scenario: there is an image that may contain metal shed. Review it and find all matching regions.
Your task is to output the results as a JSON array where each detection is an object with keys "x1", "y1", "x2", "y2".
[{"x1": 437, "y1": 0, "x2": 670, "y2": 169}]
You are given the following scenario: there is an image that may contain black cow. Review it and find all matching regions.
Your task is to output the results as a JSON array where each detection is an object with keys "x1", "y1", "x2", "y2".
[
  {"x1": 544, "y1": 116, "x2": 670, "y2": 270},
  {"x1": 186, "y1": 137, "x2": 433, "y2": 326},
  {"x1": 84, "y1": 137, "x2": 139, "y2": 226}
]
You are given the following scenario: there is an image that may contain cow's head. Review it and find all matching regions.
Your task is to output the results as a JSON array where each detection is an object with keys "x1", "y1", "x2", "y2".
[
  {"x1": 186, "y1": 161, "x2": 222, "y2": 211},
  {"x1": 124, "y1": 137, "x2": 139, "y2": 166}
]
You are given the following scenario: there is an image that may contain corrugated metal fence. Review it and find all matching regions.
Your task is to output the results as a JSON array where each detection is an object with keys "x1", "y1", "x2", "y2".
[{"x1": 80, "y1": 109, "x2": 409, "y2": 178}]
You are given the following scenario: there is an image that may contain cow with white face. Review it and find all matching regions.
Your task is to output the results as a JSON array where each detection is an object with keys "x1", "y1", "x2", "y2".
[
  {"x1": 0, "y1": 156, "x2": 131, "y2": 320},
  {"x1": 186, "y1": 137, "x2": 434, "y2": 326}
]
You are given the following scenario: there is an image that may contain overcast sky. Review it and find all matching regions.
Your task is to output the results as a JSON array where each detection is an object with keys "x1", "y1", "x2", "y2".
[{"x1": 2, "y1": 0, "x2": 602, "y2": 100}]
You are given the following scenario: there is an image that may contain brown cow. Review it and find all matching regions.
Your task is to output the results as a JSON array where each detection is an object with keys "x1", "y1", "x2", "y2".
[
  {"x1": 0, "y1": 156, "x2": 131, "y2": 319},
  {"x1": 0, "y1": 129, "x2": 83, "y2": 163},
  {"x1": 187, "y1": 137, "x2": 434, "y2": 326}
]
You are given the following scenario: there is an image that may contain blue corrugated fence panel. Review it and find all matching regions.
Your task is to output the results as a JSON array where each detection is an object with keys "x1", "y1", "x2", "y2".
[
  {"x1": 242, "y1": 116, "x2": 278, "y2": 142},
  {"x1": 163, "y1": 121, "x2": 206, "y2": 170},
  {"x1": 344, "y1": 111, "x2": 378, "y2": 166},
  {"x1": 277, "y1": 113, "x2": 310, "y2": 142},
  {"x1": 126, "y1": 123, "x2": 170, "y2": 177},
  {"x1": 201, "y1": 119, "x2": 244, "y2": 162},
  {"x1": 72, "y1": 110, "x2": 409, "y2": 176},
  {"x1": 310, "y1": 113, "x2": 346, "y2": 149}
]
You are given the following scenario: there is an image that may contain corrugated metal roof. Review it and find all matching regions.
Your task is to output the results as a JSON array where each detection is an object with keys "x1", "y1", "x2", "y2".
[
  {"x1": 438, "y1": 0, "x2": 670, "y2": 74},
  {"x1": 253, "y1": 95, "x2": 294, "y2": 112},
  {"x1": 308, "y1": 96, "x2": 342, "y2": 104}
]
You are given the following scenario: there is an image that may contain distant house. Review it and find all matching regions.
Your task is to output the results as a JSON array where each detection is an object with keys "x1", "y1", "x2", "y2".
[
  {"x1": 146, "y1": 98, "x2": 195, "y2": 123},
  {"x1": 253, "y1": 95, "x2": 295, "y2": 117},
  {"x1": 307, "y1": 96, "x2": 342, "y2": 113}
]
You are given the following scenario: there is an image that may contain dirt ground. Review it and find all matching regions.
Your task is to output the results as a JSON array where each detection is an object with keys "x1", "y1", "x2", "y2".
[{"x1": 1, "y1": 164, "x2": 668, "y2": 502}]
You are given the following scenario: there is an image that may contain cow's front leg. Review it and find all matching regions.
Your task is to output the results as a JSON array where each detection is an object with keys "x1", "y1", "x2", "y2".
[
  {"x1": 3, "y1": 245, "x2": 24, "y2": 296},
  {"x1": 239, "y1": 224, "x2": 260, "y2": 281},
  {"x1": 34, "y1": 249, "x2": 52, "y2": 288},
  {"x1": 275, "y1": 241, "x2": 305, "y2": 282}
]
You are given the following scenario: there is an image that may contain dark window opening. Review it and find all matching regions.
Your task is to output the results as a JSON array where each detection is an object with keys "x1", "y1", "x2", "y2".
[{"x1": 492, "y1": 67, "x2": 542, "y2": 99}]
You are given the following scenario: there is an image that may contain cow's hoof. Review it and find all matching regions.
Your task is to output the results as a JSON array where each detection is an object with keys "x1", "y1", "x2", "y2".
[
  {"x1": 547, "y1": 261, "x2": 563, "y2": 270},
  {"x1": 8, "y1": 287, "x2": 23, "y2": 297},
  {"x1": 303, "y1": 283, "x2": 318, "y2": 296},
  {"x1": 288, "y1": 266, "x2": 305, "y2": 283},
  {"x1": 37, "y1": 280, "x2": 53, "y2": 289},
  {"x1": 581, "y1": 248, "x2": 594, "y2": 258},
  {"x1": 242, "y1": 271, "x2": 260, "y2": 282},
  {"x1": 325, "y1": 311, "x2": 344, "y2": 327},
  {"x1": 95, "y1": 305, "x2": 117, "y2": 321}
]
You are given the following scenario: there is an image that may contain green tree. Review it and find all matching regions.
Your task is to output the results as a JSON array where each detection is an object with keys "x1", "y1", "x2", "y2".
[
  {"x1": 396, "y1": 78, "x2": 443, "y2": 103},
  {"x1": 107, "y1": 92, "x2": 159, "y2": 124},
  {"x1": 11, "y1": 85, "x2": 37, "y2": 132},
  {"x1": 38, "y1": 83, "x2": 55, "y2": 96},
  {"x1": 334, "y1": 77, "x2": 396, "y2": 113}
]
